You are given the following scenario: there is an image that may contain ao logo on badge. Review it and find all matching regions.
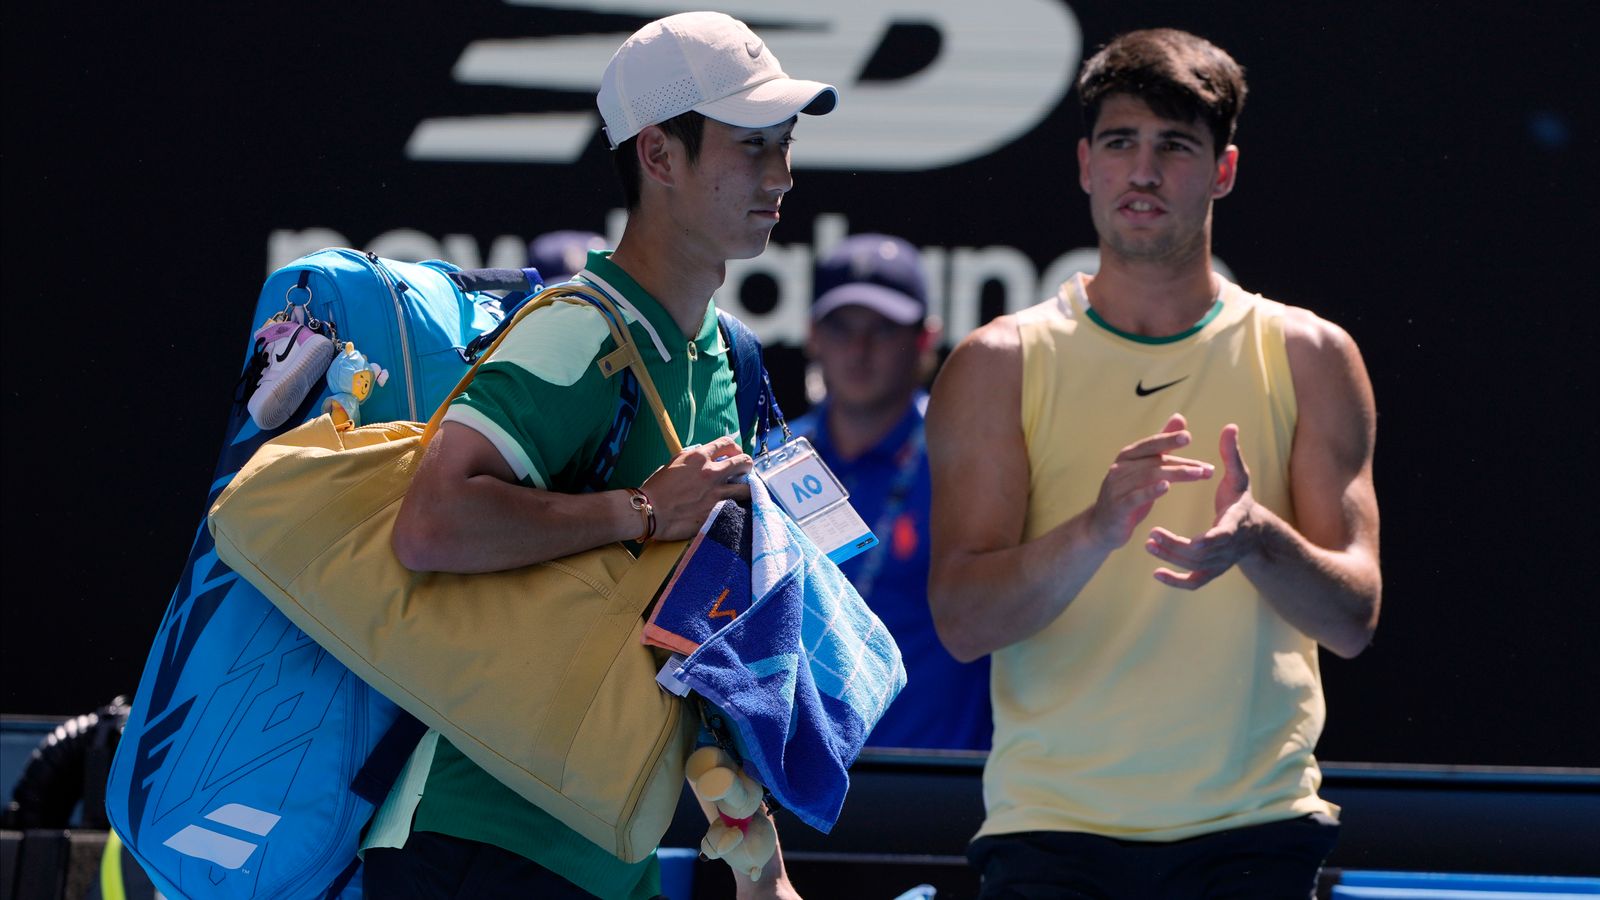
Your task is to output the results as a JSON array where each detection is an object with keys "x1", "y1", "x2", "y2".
[
  {"x1": 792, "y1": 475, "x2": 826, "y2": 505},
  {"x1": 755, "y1": 437, "x2": 878, "y2": 563},
  {"x1": 776, "y1": 454, "x2": 846, "y2": 516}
]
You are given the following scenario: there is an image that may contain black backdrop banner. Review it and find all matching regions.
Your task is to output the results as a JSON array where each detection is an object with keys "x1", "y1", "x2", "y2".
[{"x1": 3, "y1": 0, "x2": 1596, "y2": 768}]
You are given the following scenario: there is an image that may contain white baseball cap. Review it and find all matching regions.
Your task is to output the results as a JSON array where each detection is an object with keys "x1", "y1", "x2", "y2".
[{"x1": 597, "y1": 11, "x2": 838, "y2": 149}]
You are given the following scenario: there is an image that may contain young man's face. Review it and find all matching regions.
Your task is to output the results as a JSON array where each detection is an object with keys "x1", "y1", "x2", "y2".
[
  {"x1": 808, "y1": 305, "x2": 927, "y2": 417},
  {"x1": 671, "y1": 117, "x2": 796, "y2": 263},
  {"x1": 1076, "y1": 94, "x2": 1238, "y2": 267}
]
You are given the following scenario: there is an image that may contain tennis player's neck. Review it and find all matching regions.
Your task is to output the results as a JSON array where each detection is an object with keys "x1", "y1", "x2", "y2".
[
  {"x1": 609, "y1": 235, "x2": 723, "y2": 340},
  {"x1": 1081, "y1": 266, "x2": 1221, "y2": 338}
]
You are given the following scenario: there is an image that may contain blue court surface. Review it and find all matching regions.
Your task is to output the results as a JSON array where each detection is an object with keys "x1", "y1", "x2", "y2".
[{"x1": 1333, "y1": 870, "x2": 1600, "y2": 899}]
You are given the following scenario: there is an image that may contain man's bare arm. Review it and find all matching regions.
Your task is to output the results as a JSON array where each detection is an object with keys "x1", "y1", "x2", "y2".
[
  {"x1": 1146, "y1": 311, "x2": 1381, "y2": 658},
  {"x1": 926, "y1": 318, "x2": 1214, "y2": 662},
  {"x1": 391, "y1": 423, "x2": 751, "y2": 574},
  {"x1": 732, "y1": 810, "x2": 800, "y2": 900},
  {"x1": 1244, "y1": 312, "x2": 1381, "y2": 656}
]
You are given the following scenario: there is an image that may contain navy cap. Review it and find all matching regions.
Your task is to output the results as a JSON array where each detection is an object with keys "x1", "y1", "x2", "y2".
[
  {"x1": 527, "y1": 230, "x2": 607, "y2": 283},
  {"x1": 812, "y1": 234, "x2": 927, "y2": 325}
]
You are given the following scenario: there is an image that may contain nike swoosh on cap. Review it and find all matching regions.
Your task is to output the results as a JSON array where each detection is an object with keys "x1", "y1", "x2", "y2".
[
  {"x1": 1135, "y1": 376, "x2": 1188, "y2": 397},
  {"x1": 746, "y1": 40, "x2": 763, "y2": 58}
]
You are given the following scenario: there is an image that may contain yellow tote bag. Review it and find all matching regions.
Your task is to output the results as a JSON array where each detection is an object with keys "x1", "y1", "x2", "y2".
[{"x1": 208, "y1": 284, "x2": 694, "y2": 863}]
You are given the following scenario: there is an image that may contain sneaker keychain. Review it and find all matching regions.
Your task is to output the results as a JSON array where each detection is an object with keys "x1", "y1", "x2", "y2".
[{"x1": 243, "y1": 278, "x2": 340, "y2": 431}]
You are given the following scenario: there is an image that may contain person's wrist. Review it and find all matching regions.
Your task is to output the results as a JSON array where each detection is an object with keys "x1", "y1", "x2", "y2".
[
  {"x1": 624, "y1": 487, "x2": 656, "y2": 542},
  {"x1": 1237, "y1": 495, "x2": 1271, "y2": 562},
  {"x1": 1079, "y1": 506, "x2": 1125, "y2": 556}
]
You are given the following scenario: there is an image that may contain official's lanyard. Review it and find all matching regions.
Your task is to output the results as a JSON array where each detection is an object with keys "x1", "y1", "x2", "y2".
[{"x1": 850, "y1": 416, "x2": 926, "y2": 601}]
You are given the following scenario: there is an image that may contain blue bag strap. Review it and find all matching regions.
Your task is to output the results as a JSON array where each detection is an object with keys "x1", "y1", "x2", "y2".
[
  {"x1": 577, "y1": 366, "x2": 640, "y2": 494},
  {"x1": 717, "y1": 309, "x2": 784, "y2": 446},
  {"x1": 717, "y1": 309, "x2": 760, "y2": 432},
  {"x1": 348, "y1": 712, "x2": 429, "y2": 805},
  {"x1": 446, "y1": 267, "x2": 543, "y2": 294},
  {"x1": 455, "y1": 267, "x2": 547, "y2": 362}
]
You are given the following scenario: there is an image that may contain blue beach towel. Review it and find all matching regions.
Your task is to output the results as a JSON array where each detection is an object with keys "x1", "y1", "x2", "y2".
[
  {"x1": 652, "y1": 476, "x2": 906, "y2": 833},
  {"x1": 644, "y1": 498, "x2": 753, "y2": 656}
]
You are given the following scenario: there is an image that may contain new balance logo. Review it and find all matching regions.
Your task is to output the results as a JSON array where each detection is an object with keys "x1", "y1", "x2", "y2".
[
  {"x1": 406, "y1": 0, "x2": 1081, "y2": 170},
  {"x1": 163, "y1": 803, "x2": 282, "y2": 870}
]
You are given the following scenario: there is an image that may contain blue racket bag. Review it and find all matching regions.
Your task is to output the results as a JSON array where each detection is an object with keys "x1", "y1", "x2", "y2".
[{"x1": 105, "y1": 249, "x2": 522, "y2": 899}]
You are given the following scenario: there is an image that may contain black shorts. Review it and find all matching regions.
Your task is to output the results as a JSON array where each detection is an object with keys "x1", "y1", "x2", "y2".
[
  {"x1": 363, "y1": 831, "x2": 603, "y2": 900},
  {"x1": 968, "y1": 813, "x2": 1340, "y2": 900}
]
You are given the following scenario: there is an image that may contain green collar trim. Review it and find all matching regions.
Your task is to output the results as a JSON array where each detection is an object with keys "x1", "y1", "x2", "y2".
[{"x1": 1085, "y1": 298, "x2": 1225, "y2": 345}]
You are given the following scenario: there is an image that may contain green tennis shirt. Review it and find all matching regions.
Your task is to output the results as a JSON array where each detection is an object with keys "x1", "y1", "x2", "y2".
[{"x1": 398, "y1": 251, "x2": 745, "y2": 899}]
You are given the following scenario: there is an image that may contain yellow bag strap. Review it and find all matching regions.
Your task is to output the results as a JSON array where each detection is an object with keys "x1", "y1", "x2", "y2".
[
  {"x1": 420, "y1": 283, "x2": 682, "y2": 456},
  {"x1": 420, "y1": 283, "x2": 691, "y2": 613}
]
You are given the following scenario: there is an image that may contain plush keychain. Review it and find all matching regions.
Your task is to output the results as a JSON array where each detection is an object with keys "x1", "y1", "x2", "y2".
[
  {"x1": 684, "y1": 746, "x2": 777, "y2": 882},
  {"x1": 322, "y1": 341, "x2": 389, "y2": 428}
]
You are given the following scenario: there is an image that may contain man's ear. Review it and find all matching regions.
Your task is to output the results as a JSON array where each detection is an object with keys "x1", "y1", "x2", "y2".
[
  {"x1": 1212, "y1": 145, "x2": 1240, "y2": 199},
  {"x1": 637, "y1": 124, "x2": 677, "y2": 189},
  {"x1": 1077, "y1": 137, "x2": 1092, "y2": 195}
]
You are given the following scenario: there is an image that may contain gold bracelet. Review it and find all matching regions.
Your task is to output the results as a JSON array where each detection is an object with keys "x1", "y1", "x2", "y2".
[{"x1": 624, "y1": 487, "x2": 656, "y2": 542}]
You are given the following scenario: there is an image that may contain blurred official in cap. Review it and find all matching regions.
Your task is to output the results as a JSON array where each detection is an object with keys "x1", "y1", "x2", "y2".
[{"x1": 793, "y1": 234, "x2": 991, "y2": 752}]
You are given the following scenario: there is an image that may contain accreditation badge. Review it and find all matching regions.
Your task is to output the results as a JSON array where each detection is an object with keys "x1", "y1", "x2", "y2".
[{"x1": 753, "y1": 436, "x2": 878, "y2": 565}]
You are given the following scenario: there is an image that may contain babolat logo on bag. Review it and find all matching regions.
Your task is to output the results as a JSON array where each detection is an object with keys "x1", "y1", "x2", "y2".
[{"x1": 108, "y1": 497, "x2": 404, "y2": 898}]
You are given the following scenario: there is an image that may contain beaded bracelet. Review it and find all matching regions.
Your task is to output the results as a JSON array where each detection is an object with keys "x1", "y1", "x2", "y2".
[{"x1": 624, "y1": 487, "x2": 656, "y2": 543}]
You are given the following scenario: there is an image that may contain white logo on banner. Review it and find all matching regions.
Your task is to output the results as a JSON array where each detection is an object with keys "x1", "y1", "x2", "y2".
[
  {"x1": 406, "y1": 0, "x2": 1081, "y2": 170},
  {"x1": 268, "y1": 216, "x2": 1233, "y2": 349}
]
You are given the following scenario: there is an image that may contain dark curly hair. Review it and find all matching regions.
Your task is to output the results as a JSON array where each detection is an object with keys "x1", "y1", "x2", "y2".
[{"x1": 1077, "y1": 28, "x2": 1247, "y2": 156}]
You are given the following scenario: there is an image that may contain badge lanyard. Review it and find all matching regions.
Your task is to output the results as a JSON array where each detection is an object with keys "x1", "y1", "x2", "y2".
[
  {"x1": 754, "y1": 370, "x2": 789, "y2": 453},
  {"x1": 849, "y1": 418, "x2": 925, "y2": 602},
  {"x1": 753, "y1": 373, "x2": 880, "y2": 566}
]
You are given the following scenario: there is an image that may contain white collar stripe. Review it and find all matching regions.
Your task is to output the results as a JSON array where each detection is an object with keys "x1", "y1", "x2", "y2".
[{"x1": 576, "y1": 268, "x2": 674, "y2": 363}]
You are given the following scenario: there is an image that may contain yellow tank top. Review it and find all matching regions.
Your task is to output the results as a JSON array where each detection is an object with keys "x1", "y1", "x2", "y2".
[{"x1": 978, "y1": 274, "x2": 1335, "y2": 842}]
